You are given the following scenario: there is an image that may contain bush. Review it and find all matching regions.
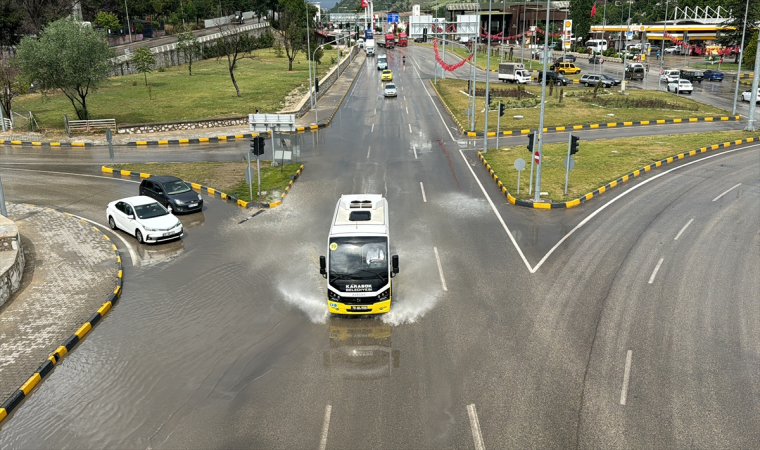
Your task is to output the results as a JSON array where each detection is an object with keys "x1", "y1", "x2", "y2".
[
  {"x1": 273, "y1": 42, "x2": 284, "y2": 57},
  {"x1": 323, "y1": 44, "x2": 333, "y2": 50}
]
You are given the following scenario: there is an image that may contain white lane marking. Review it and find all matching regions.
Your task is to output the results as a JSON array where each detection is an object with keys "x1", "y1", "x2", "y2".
[
  {"x1": 70, "y1": 214, "x2": 140, "y2": 266},
  {"x1": 413, "y1": 146, "x2": 418, "y2": 159},
  {"x1": 367, "y1": 146, "x2": 371, "y2": 159},
  {"x1": 404, "y1": 95, "x2": 406, "y2": 100},
  {"x1": 434, "y1": 246, "x2": 448, "y2": 291},
  {"x1": 458, "y1": 149, "x2": 533, "y2": 272},
  {"x1": 0, "y1": 167, "x2": 141, "y2": 183},
  {"x1": 648, "y1": 258, "x2": 664, "y2": 284},
  {"x1": 530, "y1": 145, "x2": 758, "y2": 274},
  {"x1": 620, "y1": 350, "x2": 633, "y2": 406},
  {"x1": 318, "y1": 404, "x2": 332, "y2": 450},
  {"x1": 406, "y1": 106, "x2": 409, "y2": 114},
  {"x1": 409, "y1": 123, "x2": 412, "y2": 133},
  {"x1": 420, "y1": 182, "x2": 427, "y2": 202},
  {"x1": 401, "y1": 87, "x2": 404, "y2": 91},
  {"x1": 712, "y1": 183, "x2": 741, "y2": 202},
  {"x1": 674, "y1": 218, "x2": 694, "y2": 240},
  {"x1": 374, "y1": 108, "x2": 377, "y2": 115},
  {"x1": 371, "y1": 123, "x2": 374, "y2": 133},
  {"x1": 467, "y1": 404, "x2": 486, "y2": 450},
  {"x1": 410, "y1": 55, "x2": 455, "y2": 141}
]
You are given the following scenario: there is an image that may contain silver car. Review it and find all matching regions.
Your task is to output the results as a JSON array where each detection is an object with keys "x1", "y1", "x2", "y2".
[{"x1": 384, "y1": 83, "x2": 397, "y2": 97}]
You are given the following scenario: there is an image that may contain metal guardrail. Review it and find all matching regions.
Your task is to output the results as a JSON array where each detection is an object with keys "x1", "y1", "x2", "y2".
[{"x1": 64, "y1": 117, "x2": 116, "y2": 136}]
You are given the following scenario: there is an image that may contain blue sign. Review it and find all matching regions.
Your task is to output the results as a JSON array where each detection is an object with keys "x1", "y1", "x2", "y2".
[
  {"x1": 365, "y1": 29, "x2": 373, "y2": 40},
  {"x1": 387, "y1": 13, "x2": 399, "y2": 23}
]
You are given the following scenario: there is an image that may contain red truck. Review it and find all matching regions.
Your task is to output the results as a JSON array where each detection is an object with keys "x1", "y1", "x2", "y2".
[
  {"x1": 385, "y1": 33, "x2": 395, "y2": 49},
  {"x1": 398, "y1": 32, "x2": 407, "y2": 47}
]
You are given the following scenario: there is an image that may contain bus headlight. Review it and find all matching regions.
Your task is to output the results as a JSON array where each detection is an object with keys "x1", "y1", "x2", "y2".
[
  {"x1": 328, "y1": 290, "x2": 342, "y2": 302},
  {"x1": 376, "y1": 289, "x2": 390, "y2": 301}
]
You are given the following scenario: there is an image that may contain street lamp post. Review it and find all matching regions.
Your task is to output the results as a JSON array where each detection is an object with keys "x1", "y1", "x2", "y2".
[
  {"x1": 731, "y1": 0, "x2": 750, "y2": 116},
  {"x1": 483, "y1": 0, "x2": 493, "y2": 154},
  {"x1": 533, "y1": 0, "x2": 551, "y2": 203},
  {"x1": 312, "y1": 37, "x2": 343, "y2": 124},
  {"x1": 306, "y1": 8, "x2": 314, "y2": 109},
  {"x1": 658, "y1": 0, "x2": 669, "y2": 91},
  {"x1": 125, "y1": 0, "x2": 133, "y2": 44}
]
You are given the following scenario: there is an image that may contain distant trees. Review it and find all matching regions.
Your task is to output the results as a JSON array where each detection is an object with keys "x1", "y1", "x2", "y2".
[
  {"x1": 132, "y1": 47, "x2": 156, "y2": 86},
  {"x1": 16, "y1": 18, "x2": 114, "y2": 120},
  {"x1": 94, "y1": 11, "x2": 120, "y2": 33},
  {"x1": 177, "y1": 30, "x2": 201, "y2": 75},
  {"x1": 274, "y1": 0, "x2": 318, "y2": 71},
  {"x1": 0, "y1": 55, "x2": 25, "y2": 119}
]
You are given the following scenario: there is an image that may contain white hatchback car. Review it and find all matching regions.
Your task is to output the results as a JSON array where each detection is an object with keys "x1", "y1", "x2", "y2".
[
  {"x1": 667, "y1": 79, "x2": 693, "y2": 94},
  {"x1": 106, "y1": 196, "x2": 183, "y2": 244},
  {"x1": 384, "y1": 83, "x2": 397, "y2": 97},
  {"x1": 741, "y1": 90, "x2": 760, "y2": 103}
]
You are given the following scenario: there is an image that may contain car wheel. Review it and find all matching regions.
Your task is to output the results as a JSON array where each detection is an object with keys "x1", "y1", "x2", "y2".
[
  {"x1": 136, "y1": 229, "x2": 144, "y2": 244},
  {"x1": 556, "y1": 81, "x2": 562, "y2": 86},
  {"x1": 559, "y1": 70, "x2": 565, "y2": 74},
  {"x1": 108, "y1": 216, "x2": 117, "y2": 230}
]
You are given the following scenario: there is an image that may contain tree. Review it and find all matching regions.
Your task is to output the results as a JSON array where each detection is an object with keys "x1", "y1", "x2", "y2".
[
  {"x1": 214, "y1": 23, "x2": 258, "y2": 97},
  {"x1": 0, "y1": 55, "x2": 27, "y2": 119},
  {"x1": 16, "y1": 18, "x2": 114, "y2": 120},
  {"x1": 132, "y1": 47, "x2": 156, "y2": 86},
  {"x1": 744, "y1": 31, "x2": 758, "y2": 70},
  {"x1": 717, "y1": 0, "x2": 760, "y2": 63},
  {"x1": 95, "y1": 11, "x2": 120, "y2": 33},
  {"x1": 0, "y1": 0, "x2": 23, "y2": 46},
  {"x1": 274, "y1": 0, "x2": 314, "y2": 71},
  {"x1": 14, "y1": 0, "x2": 73, "y2": 36},
  {"x1": 569, "y1": 0, "x2": 596, "y2": 44},
  {"x1": 177, "y1": 30, "x2": 201, "y2": 76}
]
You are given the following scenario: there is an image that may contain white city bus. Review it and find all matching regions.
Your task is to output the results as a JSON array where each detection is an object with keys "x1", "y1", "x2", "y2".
[
  {"x1": 586, "y1": 39, "x2": 608, "y2": 52},
  {"x1": 320, "y1": 195, "x2": 399, "y2": 315}
]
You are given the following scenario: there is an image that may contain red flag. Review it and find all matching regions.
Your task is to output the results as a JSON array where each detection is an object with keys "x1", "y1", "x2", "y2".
[
  {"x1": 361, "y1": 0, "x2": 367, "y2": 7},
  {"x1": 591, "y1": 3, "x2": 597, "y2": 17}
]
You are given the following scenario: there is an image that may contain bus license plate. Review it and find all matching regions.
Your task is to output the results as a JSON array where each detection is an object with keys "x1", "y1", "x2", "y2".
[{"x1": 351, "y1": 306, "x2": 370, "y2": 311}]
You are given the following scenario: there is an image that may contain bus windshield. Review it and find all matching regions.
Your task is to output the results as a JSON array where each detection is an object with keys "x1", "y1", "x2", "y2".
[{"x1": 329, "y1": 236, "x2": 389, "y2": 286}]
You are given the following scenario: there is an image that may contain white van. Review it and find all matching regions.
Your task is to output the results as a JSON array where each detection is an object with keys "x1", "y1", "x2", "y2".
[
  {"x1": 586, "y1": 39, "x2": 608, "y2": 53},
  {"x1": 660, "y1": 69, "x2": 680, "y2": 83}
]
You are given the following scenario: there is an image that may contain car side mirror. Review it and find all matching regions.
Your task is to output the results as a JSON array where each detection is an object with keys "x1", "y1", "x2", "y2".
[
  {"x1": 391, "y1": 255, "x2": 399, "y2": 276},
  {"x1": 319, "y1": 256, "x2": 326, "y2": 278},
  {"x1": 127, "y1": 215, "x2": 134, "y2": 220}
]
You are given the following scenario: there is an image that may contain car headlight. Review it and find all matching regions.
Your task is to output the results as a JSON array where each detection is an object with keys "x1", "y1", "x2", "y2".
[
  {"x1": 197, "y1": 194, "x2": 202, "y2": 201},
  {"x1": 377, "y1": 289, "x2": 390, "y2": 301},
  {"x1": 328, "y1": 290, "x2": 341, "y2": 302},
  {"x1": 174, "y1": 199, "x2": 185, "y2": 205},
  {"x1": 144, "y1": 226, "x2": 157, "y2": 232}
]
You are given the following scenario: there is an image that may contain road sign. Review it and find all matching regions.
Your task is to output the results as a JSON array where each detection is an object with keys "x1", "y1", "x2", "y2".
[
  {"x1": 564, "y1": 155, "x2": 575, "y2": 171},
  {"x1": 534, "y1": 151, "x2": 540, "y2": 164},
  {"x1": 514, "y1": 158, "x2": 526, "y2": 171},
  {"x1": 245, "y1": 166, "x2": 255, "y2": 184}
]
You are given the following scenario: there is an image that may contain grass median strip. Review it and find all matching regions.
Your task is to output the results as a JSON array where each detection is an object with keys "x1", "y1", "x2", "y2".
[
  {"x1": 483, "y1": 130, "x2": 758, "y2": 204},
  {"x1": 111, "y1": 161, "x2": 302, "y2": 203},
  {"x1": 435, "y1": 78, "x2": 727, "y2": 133}
]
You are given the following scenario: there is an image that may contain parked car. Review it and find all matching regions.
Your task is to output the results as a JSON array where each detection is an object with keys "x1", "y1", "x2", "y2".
[
  {"x1": 579, "y1": 74, "x2": 617, "y2": 87},
  {"x1": 600, "y1": 74, "x2": 621, "y2": 86},
  {"x1": 588, "y1": 55, "x2": 604, "y2": 64},
  {"x1": 414, "y1": 37, "x2": 424, "y2": 43},
  {"x1": 139, "y1": 176, "x2": 203, "y2": 214},
  {"x1": 667, "y1": 79, "x2": 693, "y2": 94},
  {"x1": 741, "y1": 90, "x2": 760, "y2": 103},
  {"x1": 555, "y1": 54, "x2": 576, "y2": 63},
  {"x1": 106, "y1": 196, "x2": 184, "y2": 244},
  {"x1": 551, "y1": 62, "x2": 581, "y2": 74},
  {"x1": 660, "y1": 69, "x2": 681, "y2": 83},
  {"x1": 702, "y1": 70, "x2": 724, "y2": 82},
  {"x1": 537, "y1": 71, "x2": 569, "y2": 86},
  {"x1": 679, "y1": 69, "x2": 704, "y2": 84},
  {"x1": 625, "y1": 64, "x2": 645, "y2": 81},
  {"x1": 384, "y1": 83, "x2": 397, "y2": 97},
  {"x1": 381, "y1": 69, "x2": 393, "y2": 81}
]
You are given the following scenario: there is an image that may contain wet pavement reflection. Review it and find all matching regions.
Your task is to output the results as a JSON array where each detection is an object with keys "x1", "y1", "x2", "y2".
[{"x1": 324, "y1": 318, "x2": 401, "y2": 380}]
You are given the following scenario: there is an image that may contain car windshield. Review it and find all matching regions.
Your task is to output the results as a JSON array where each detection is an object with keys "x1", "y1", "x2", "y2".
[
  {"x1": 386, "y1": 84, "x2": 395, "y2": 89},
  {"x1": 329, "y1": 236, "x2": 389, "y2": 281},
  {"x1": 163, "y1": 180, "x2": 191, "y2": 194},
  {"x1": 134, "y1": 202, "x2": 169, "y2": 219}
]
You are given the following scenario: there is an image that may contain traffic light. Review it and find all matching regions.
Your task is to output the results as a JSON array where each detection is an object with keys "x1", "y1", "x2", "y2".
[
  {"x1": 499, "y1": 102, "x2": 505, "y2": 117},
  {"x1": 570, "y1": 135, "x2": 580, "y2": 155},
  {"x1": 467, "y1": 79, "x2": 471, "y2": 92},
  {"x1": 527, "y1": 132, "x2": 535, "y2": 153},
  {"x1": 315, "y1": 77, "x2": 319, "y2": 93},
  {"x1": 252, "y1": 136, "x2": 265, "y2": 156},
  {"x1": 250, "y1": 137, "x2": 257, "y2": 154},
  {"x1": 422, "y1": 27, "x2": 427, "y2": 42},
  {"x1": 486, "y1": 91, "x2": 492, "y2": 107}
]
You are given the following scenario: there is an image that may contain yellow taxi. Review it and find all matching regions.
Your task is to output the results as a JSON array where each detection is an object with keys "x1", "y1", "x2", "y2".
[
  {"x1": 381, "y1": 69, "x2": 393, "y2": 81},
  {"x1": 552, "y1": 62, "x2": 581, "y2": 74}
]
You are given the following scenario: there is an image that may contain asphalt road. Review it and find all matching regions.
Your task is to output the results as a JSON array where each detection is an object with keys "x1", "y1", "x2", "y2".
[{"x1": 0, "y1": 44, "x2": 758, "y2": 449}]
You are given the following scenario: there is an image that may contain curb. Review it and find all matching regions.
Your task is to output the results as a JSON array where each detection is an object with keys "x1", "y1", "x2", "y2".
[
  {"x1": 320, "y1": 53, "x2": 366, "y2": 128},
  {"x1": 429, "y1": 80, "x2": 468, "y2": 133},
  {"x1": 0, "y1": 209, "x2": 122, "y2": 425},
  {"x1": 0, "y1": 139, "x2": 93, "y2": 147},
  {"x1": 477, "y1": 136, "x2": 759, "y2": 209},
  {"x1": 101, "y1": 164, "x2": 305, "y2": 209}
]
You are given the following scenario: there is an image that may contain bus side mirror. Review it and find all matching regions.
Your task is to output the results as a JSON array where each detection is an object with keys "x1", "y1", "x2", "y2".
[
  {"x1": 320, "y1": 256, "x2": 326, "y2": 277},
  {"x1": 391, "y1": 255, "x2": 399, "y2": 275}
]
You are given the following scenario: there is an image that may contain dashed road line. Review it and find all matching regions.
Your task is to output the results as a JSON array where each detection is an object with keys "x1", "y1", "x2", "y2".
[
  {"x1": 467, "y1": 404, "x2": 486, "y2": 450},
  {"x1": 406, "y1": 106, "x2": 409, "y2": 114},
  {"x1": 371, "y1": 123, "x2": 375, "y2": 133},
  {"x1": 620, "y1": 350, "x2": 633, "y2": 405},
  {"x1": 420, "y1": 182, "x2": 427, "y2": 202},
  {"x1": 434, "y1": 246, "x2": 448, "y2": 292},
  {"x1": 674, "y1": 218, "x2": 694, "y2": 240},
  {"x1": 413, "y1": 146, "x2": 418, "y2": 159},
  {"x1": 648, "y1": 258, "x2": 664, "y2": 284},
  {"x1": 712, "y1": 183, "x2": 741, "y2": 202},
  {"x1": 367, "y1": 146, "x2": 371, "y2": 159},
  {"x1": 409, "y1": 123, "x2": 412, "y2": 133},
  {"x1": 318, "y1": 404, "x2": 332, "y2": 450}
]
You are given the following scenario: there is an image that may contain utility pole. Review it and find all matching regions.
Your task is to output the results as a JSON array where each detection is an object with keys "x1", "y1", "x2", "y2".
[
  {"x1": 732, "y1": 0, "x2": 750, "y2": 116},
  {"x1": 621, "y1": 0, "x2": 632, "y2": 94},
  {"x1": 745, "y1": 29, "x2": 760, "y2": 131},
  {"x1": 306, "y1": 7, "x2": 314, "y2": 109},
  {"x1": 0, "y1": 171, "x2": 6, "y2": 217},
  {"x1": 521, "y1": 0, "x2": 527, "y2": 63},
  {"x1": 483, "y1": 0, "x2": 493, "y2": 154},
  {"x1": 533, "y1": 0, "x2": 551, "y2": 203},
  {"x1": 124, "y1": 0, "x2": 133, "y2": 44},
  {"x1": 600, "y1": 0, "x2": 607, "y2": 74},
  {"x1": 659, "y1": 0, "x2": 669, "y2": 90}
]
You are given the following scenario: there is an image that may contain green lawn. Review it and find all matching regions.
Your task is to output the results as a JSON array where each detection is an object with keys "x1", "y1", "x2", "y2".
[
  {"x1": 111, "y1": 161, "x2": 303, "y2": 203},
  {"x1": 483, "y1": 131, "x2": 758, "y2": 203},
  {"x1": 13, "y1": 48, "x2": 323, "y2": 131},
  {"x1": 434, "y1": 78, "x2": 729, "y2": 133}
]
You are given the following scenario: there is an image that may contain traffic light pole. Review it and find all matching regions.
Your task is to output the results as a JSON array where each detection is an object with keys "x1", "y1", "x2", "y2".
[
  {"x1": 534, "y1": 0, "x2": 551, "y2": 203},
  {"x1": 528, "y1": 132, "x2": 536, "y2": 195},
  {"x1": 496, "y1": 100, "x2": 501, "y2": 151},
  {"x1": 564, "y1": 133, "x2": 571, "y2": 195},
  {"x1": 483, "y1": 0, "x2": 493, "y2": 154},
  {"x1": 247, "y1": 150, "x2": 254, "y2": 202}
]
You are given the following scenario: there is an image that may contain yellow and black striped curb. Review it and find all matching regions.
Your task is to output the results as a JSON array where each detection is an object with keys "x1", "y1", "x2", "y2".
[
  {"x1": 126, "y1": 126, "x2": 329, "y2": 147},
  {"x1": 429, "y1": 80, "x2": 469, "y2": 133},
  {"x1": 0, "y1": 211, "x2": 122, "y2": 425},
  {"x1": 101, "y1": 164, "x2": 305, "y2": 209},
  {"x1": 0, "y1": 139, "x2": 93, "y2": 147},
  {"x1": 477, "y1": 136, "x2": 759, "y2": 210}
]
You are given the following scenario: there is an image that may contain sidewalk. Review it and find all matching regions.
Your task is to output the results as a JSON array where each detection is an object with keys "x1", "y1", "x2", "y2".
[
  {"x1": 0, "y1": 204, "x2": 120, "y2": 406},
  {"x1": 0, "y1": 51, "x2": 367, "y2": 147}
]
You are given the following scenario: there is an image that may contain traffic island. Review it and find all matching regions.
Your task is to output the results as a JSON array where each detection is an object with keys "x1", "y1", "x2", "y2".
[{"x1": 476, "y1": 131, "x2": 759, "y2": 209}]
